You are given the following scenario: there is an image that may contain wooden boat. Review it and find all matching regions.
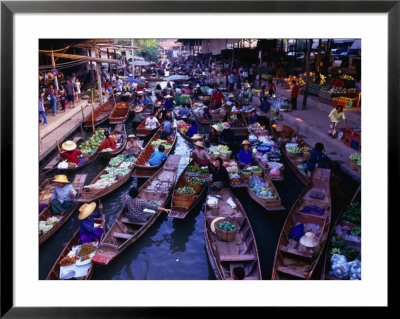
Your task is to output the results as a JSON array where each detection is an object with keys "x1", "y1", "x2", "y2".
[
  {"x1": 39, "y1": 174, "x2": 87, "y2": 245},
  {"x1": 204, "y1": 187, "x2": 262, "y2": 280},
  {"x1": 83, "y1": 100, "x2": 115, "y2": 128},
  {"x1": 46, "y1": 212, "x2": 105, "y2": 280},
  {"x1": 168, "y1": 160, "x2": 208, "y2": 219},
  {"x1": 191, "y1": 101, "x2": 213, "y2": 125},
  {"x1": 246, "y1": 173, "x2": 285, "y2": 212},
  {"x1": 272, "y1": 168, "x2": 331, "y2": 279},
  {"x1": 97, "y1": 124, "x2": 128, "y2": 161},
  {"x1": 39, "y1": 178, "x2": 56, "y2": 208},
  {"x1": 321, "y1": 186, "x2": 361, "y2": 280},
  {"x1": 109, "y1": 102, "x2": 130, "y2": 124},
  {"x1": 77, "y1": 141, "x2": 144, "y2": 203},
  {"x1": 91, "y1": 155, "x2": 181, "y2": 266},
  {"x1": 175, "y1": 119, "x2": 197, "y2": 145},
  {"x1": 135, "y1": 118, "x2": 161, "y2": 139},
  {"x1": 228, "y1": 112, "x2": 248, "y2": 137},
  {"x1": 270, "y1": 123, "x2": 310, "y2": 186},
  {"x1": 132, "y1": 127, "x2": 177, "y2": 179},
  {"x1": 253, "y1": 156, "x2": 285, "y2": 182},
  {"x1": 129, "y1": 102, "x2": 154, "y2": 118}
]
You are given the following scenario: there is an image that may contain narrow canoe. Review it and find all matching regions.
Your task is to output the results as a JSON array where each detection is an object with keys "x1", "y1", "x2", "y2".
[
  {"x1": 135, "y1": 119, "x2": 161, "y2": 139},
  {"x1": 83, "y1": 100, "x2": 115, "y2": 129},
  {"x1": 228, "y1": 112, "x2": 249, "y2": 137},
  {"x1": 45, "y1": 213, "x2": 105, "y2": 280},
  {"x1": 129, "y1": 103, "x2": 154, "y2": 118},
  {"x1": 91, "y1": 155, "x2": 181, "y2": 266},
  {"x1": 132, "y1": 127, "x2": 177, "y2": 179},
  {"x1": 77, "y1": 140, "x2": 144, "y2": 203},
  {"x1": 204, "y1": 187, "x2": 262, "y2": 280},
  {"x1": 39, "y1": 178, "x2": 56, "y2": 208},
  {"x1": 97, "y1": 124, "x2": 128, "y2": 161},
  {"x1": 270, "y1": 123, "x2": 310, "y2": 186},
  {"x1": 191, "y1": 102, "x2": 213, "y2": 125},
  {"x1": 168, "y1": 160, "x2": 208, "y2": 219},
  {"x1": 321, "y1": 185, "x2": 361, "y2": 280},
  {"x1": 272, "y1": 168, "x2": 331, "y2": 279},
  {"x1": 246, "y1": 173, "x2": 285, "y2": 212},
  {"x1": 109, "y1": 102, "x2": 130, "y2": 124},
  {"x1": 39, "y1": 174, "x2": 87, "y2": 245}
]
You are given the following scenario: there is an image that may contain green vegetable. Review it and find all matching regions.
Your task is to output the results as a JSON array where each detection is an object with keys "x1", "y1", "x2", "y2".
[
  {"x1": 176, "y1": 186, "x2": 196, "y2": 195},
  {"x1": 351, "y1": 226, "x2": 361, "y2": 237},
  {"x1": 186, "y1": 166, "x2": 208, "y2": 175},
  {"x1": 330, "y1": 248, "x2": 341, "y2": 255},
  {"x1": 341, "y1": 246, "x2": 359, "y2": 262},
  {"x1": 330, "y1": 235, "x2": 347, "y2": 249},
  {"x1": 217, "y1": 222, "x2": 236, "y2": 232},
  {"x1": 349, "y1": 153, "x2": 361, "y2": 161},
  {"x1": 343, "y1": 202, "x2": 361, "y2": 225},
  {"x1": 187, "y1": 177, "x2": 204, "y2": 185}
]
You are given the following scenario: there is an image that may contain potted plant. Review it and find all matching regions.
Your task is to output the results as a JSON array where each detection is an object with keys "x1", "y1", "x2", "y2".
[
  {"x1": 357, "y1": 159, "x2": 361, "y2": 174},
  {"x1": 349, "y1": 153, "x2": 360, "y2": 171}
]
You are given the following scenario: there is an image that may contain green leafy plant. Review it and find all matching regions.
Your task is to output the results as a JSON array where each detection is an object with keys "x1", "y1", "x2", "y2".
[
  {"x1": 349, "y1": 153, "x2": 361, "y2": 161},
  {"x1": 330, "y1": 248, "x2": 341, "y2": 255},
  {"x1": 343, "y1": 202, "x2": 361, "y2": 225},
  {"x1": 351, "y1": 226, "x2": 361, "y2": 236}
]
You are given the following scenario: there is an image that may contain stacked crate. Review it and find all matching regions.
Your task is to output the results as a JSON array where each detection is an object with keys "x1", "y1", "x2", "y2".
[{"x1": 344, "y1": 128, "x2": 361, "y2": 152}]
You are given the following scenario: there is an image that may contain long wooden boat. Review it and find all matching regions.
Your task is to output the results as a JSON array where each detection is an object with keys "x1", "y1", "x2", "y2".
[
  {"x1": 46, "y1": 212, "x2": 105, "y2": 280},
  {"x1": 132, "y1": 127, "x2": 177, "y2": 179},
  {"x1": 228, "y1": 112, "x2": 248, "y2": 137},
  {"x1": 135, "y1": 118, "x2": 161, "y2": 139},
  {"x1": 39, "y1": 178, "x2": 56, "y2": 208},
  {"x1": 129, "y1": 102, "x2": 154, "y2": 118},
  {"x1": 91, "y1": 155, "x2": 181, "y2": 266},
  {"x1": 272, "y1": 168, "x2": 331, "y2": 279},
  {"x1": 109, "y1": 102, "x2": 130, "y2": 124},
  {"x1": 270, "y1": 123, "x2": 310, "y2": 186},
  {"x1": 97, "y1": 124, "x2": 128, "y2": 161},
  {"x1": 39, "y1": 174, "x2": 87, "y2": 245},
  {"x1": 246, "y1": 173, "x2": 285, "y2": 212},
  {"x1": 168, "y1": 160, "x2": 208, "y2": 219},
  {"x1": 77, "y1": 141, "x2": 144, "y2": 203},
  {"x1": 204, "y1": 187, "x2": 262, "y2": 280},
  {"x1": 321, "y1": 185, "x2": 361, "y2": 280},
  {"x1": 83, "y1": 100, "x2": 115, "y2": 128},
  {"x1": 191, "y1": 101, "x2": 213, "y2": 125}
]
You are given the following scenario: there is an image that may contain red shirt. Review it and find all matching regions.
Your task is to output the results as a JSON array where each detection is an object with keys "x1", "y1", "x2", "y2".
[
  {"x1": 291, "y1": 85, "x2": 299, "y2": 99},
  {"x1": 60, "y1": 149, "x2": 82, "y2": 165},
  {"x1": 105, "y1": 82, "x2": 110, "y2": 89},
  {"x1": 97, "y1": 137, "x2": 116, "y2": 151},
  {"x1": 213, "y1": 92, "x2": 224, "y2": 104}
]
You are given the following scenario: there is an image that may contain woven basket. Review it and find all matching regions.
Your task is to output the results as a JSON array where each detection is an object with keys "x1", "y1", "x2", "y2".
[
  {"x1": 173, "y1": 195, "x2": 192, "y2": 208},
  {"x1": 215, "y1": 220, "x2": 237, "y2": 242},
  {"x1": 349, "y1": 159, "x2": 358, "y2": 171},
  {"x1": 241, "y1": 171, "x2": 252, "y2": 179},
  {"x1": 302, "y1": 151, "x2": 311, "y2": 160},
  {"x1": 253, "y1": 170, "x2": 263, "y2": 177},
  {"x1": 187, "y1": 181, "x2": 202, "y2": 193}
]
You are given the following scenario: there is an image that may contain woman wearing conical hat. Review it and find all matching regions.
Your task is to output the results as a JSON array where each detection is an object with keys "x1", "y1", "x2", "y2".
[
  {"x1": 237, "y1": 140, "x2": 254, "y2": 169},
  {"x1": 60, "y1": 140, "x2": 82, "y2": 166},
  {"x1": 190, "y1": 141, "x2": 210, "y2": 167},
  {"x1": 49, "y1": 175, "x2": 77, "y2": 216},
  {"x1": 78, "y1": 202, "x2": 105, "y2": 244}
]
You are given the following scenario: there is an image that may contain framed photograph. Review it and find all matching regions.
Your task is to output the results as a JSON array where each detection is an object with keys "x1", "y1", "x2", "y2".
[{"x1": 1, "y1": 0, "x2": 395, "y2": 317}]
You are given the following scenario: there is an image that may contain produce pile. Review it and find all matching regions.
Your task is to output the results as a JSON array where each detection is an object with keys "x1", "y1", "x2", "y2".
[
  {"x1": 78, "y1": 128, "x2": 105, "y2": 154},
  {"x1": 77, "y1": 243, "x2": 97, "y2": 256},
  {"x1": 187, "y1": 176, "x2": 204, "y2": 185},
  {"x1": 209, "y1": 145, "x2": 231, "y2": 158},
  {"x1": 248, "y1": 175, "x2": 276, "y2": 200},
  {"x1": 176, "y1": 185, "x2": 196, "y2": 195},
  {"x1": 174, "y1": 94, "x2": 191, "y2": 106},
  {"x1": 216, "y1": 221, "x2": 237, "y2": 232},
  {"x1": 349, "y1": 152, "x2": 361, "y2": 162},
  {"x1": 177, "y1": 120, "x2": 190, "y2": 133},
  {"x1": 39, "y1": 216, "x2": 61, "y2": 236},
  {"x1": 100, "y1": 148, "x2": 114, "y2": 153},
  {"x1": 285, "y1": 143, "x2": 302, "y2": 154},
  {"x1": 151, "y1": 139, "x2": 172, "y2": 150},
  {"x1": 185, "y1": 166, "x2": 208, "y2": 176},
  {"x1": 343, "y1": 202, "x2": 361, "y2": 225}
]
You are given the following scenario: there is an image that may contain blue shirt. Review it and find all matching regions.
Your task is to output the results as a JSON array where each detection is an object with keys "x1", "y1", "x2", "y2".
[
  {"x1": 228, "y1": 74, "x2": 235, "y2": 84},
  {"x1": 149, "y1": 150, "x2": 168, "y2": 166},
  {"x1": 249, "y1": 114, "x2": 258, "y2": 124},
  {"x1": 144, "y1": 97, "x2": 152, "y2": 104},
  {"x1": 50, "y1": 184, "x2": 77, "y2": 203},
  {"x1": 79, "y1": 212, "x2": 101, "y2": 236},
  {"x1": 306, "y1": 149, "x2": 330, "y2": 171},
  {"x1": 179, "y1": 107, "x2": 191, "y2": 117},
  {"x1": 163, "y1": 121, "x2": 172, "y2": 134},
  {"x1": 238, "y1": 149, "x2": 253, "y2": 165},
  {"x1": 186, "y1": 123, "x2": 198, "y2": 138},
  {"x1": 164, "y1": 99, "x2": 173, "y2": 110}
]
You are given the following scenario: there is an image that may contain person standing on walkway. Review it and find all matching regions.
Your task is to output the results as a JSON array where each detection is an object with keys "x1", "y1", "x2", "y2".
[
  {"x1": 39, "y1": 92, "x2": 48, "y2": 126},
  {"x1": 328, "y1": 105, "x2": 348, "y2": 138},
  {"x1": 64, "y1": 79, "x2": 75, "y2": 109},
  {"x1": 228, "y1": 71, "x2": 235, "y2": 92},
  {"x1": 268, "y1": 79, "x2": 276, "y2": 96},
  {"x1": 48, "y1": 84, "x2": 57, "y2": 116},
  {"x1": 290, "y1": 80, "x2": 299, "y2": 111},
  {"x1": 75, "y1": 78, "x2": 81, "y2": 102},
  {"x1": 305, "y1": 142, "x2": 331, "y2": 176},
  {"x1": 58, "y1": 85, "x2": 67, "y2": 112}
]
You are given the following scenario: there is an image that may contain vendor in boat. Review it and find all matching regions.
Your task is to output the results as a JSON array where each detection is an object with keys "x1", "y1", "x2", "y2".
[
  {"x1": 232, "y1": 266, "x2": 246, "y2": 280},
  {"x1": 78, "y1": 202, "x2": 104, "y2": 244},
  {"x1": 305, "y1": 142, "x2": 331, "y2": 176},
  {"x1": 238, "y1": 140, "x2": 254, "y2": 169},
  {"x1": 185, "y1": 120, "x2": 198, "y2": 138},
  {"x1": 159, "y1": 119, "x2": 173, "y2": 140},
  {"x1": 178, "y1": 105, "x2": 191, "y2": 118},
  {"x1": 124, "y1": 187, "x2": 171, "y2": 224},
  {"x1": 131, "y1": 105, "x2": 144, "y2": 133},
  {"x1": 207, "y1": 157, "x2": 230, "y2": 191},
  {"x1": 145, "y1": 112, "x2": 160, "y2": 130},
  {"x1": 154, "y1": 108, "x2": 164, "y2": 124},
  {"x1": 260, "y1": 95, "x2": 270, "y2": 113},
  {"x1": 60, "y1": 140, "x2": 83, "y2": 166},
  {"x1": 219, "y1": 122, "x2": 234, "y2": 148},
  {"x1": 248, "y1": 110, "x2": 259, "y2": 124},
  {"x1": 205, "y1": 125, "x2": 220, "y2": 147},
  {"x1": 143, "y1": 92, "x2": 152, "y2": 104},
  {"x1": 148, "y1": 144, "x2": 168, "y2": 166},
  {"x1": 125, "y1": 134, "x2": 143, "y2": 158},
  {"x1": 132, "y1": 94, "x2": 144, "y2": 105},
  {"x1": 212, "y1": 89, "x2": 225, "y2": 110},
  {"x1": 155, "y1": 82, "x2": 162, "y2": 91},
  {"x1": 190, "y1": 141, "x2": 210, "y2": 167},
  {"x1": 49, "y1": 175, "x2": 77, "y2": 216},
  {"x1": 163, "y1": 95, "x2": 174, "y2": 111},
  {"x1": 97, "y1": 131, "x2": 117, "y2": 152}
]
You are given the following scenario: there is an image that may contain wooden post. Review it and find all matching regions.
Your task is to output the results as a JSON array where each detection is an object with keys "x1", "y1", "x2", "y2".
[
  {"x1": 302, "y1": 39, "x2": 312, "y2": 110},
  {"x1": 91, "y1": 90, "x2": 95, "y2": 133},
  {"x1": 112, "y1": 90, "x2": 116, "y2": 105},
  {"x1": 89, "y1": 49, "x2": 95, "y2": 86},
  {"x1": 258, "y1": 49, "x2": 262, "y2": 88},
  {"x1": 95, "y1": 51, "x2": 104, "y2": 105},
  {"x1": 51, "y1": 49, "x2": 59, "y2": 91},
  {"x1": 115, "y1": 49, "x2": 118, "y2": 76},
  {"x1": 107, "y1": 48, "x2": 111, "y2": 76}
]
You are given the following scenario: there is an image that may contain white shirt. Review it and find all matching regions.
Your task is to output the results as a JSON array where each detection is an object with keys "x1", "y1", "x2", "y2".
[{"x1": 145, "y1": 117, "x2": 159, "y2": 129}]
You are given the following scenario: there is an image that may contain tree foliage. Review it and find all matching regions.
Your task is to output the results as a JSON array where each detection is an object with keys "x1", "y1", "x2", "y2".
[{"x1": 133, "y1": 39, "x2": 160, "y2": 62}]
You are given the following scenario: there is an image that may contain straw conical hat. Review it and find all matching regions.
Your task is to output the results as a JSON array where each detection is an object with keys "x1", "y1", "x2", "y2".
[
  {"x1": 128, "y1": 134, "x2": 137, "y2": 139},
  {"x1": 211, "y1": 125, "x2": 219, "y2": 131},
  {"x1": 165, "y1": 95, "x2": 173, "y2": 99},
  {"x1": 210, "y1": 217, "x2": 226, "y2": 233},
  {"x1": 194, "y1": 141, "x2": 205, "y2": 148},
  {"x1": 229, "y1": 93, "x2": 235, "y2": 98},
  {"x1": 52, "y1": 175, "x2": 70, "y2": 184},
  {"x1": 62, "y1": 140, "x2": 77, "y2": 151},
  {"x1": 242, "y1": 140, "x2": 251, "y2": 145},
  {"x1": 299, "y1": 232, "x2": 319, "y2": 248},
  {"x1": 134, "y1": 106, "x2": 143, "y2": 112},
  {"x1": 192, "y1": 134, "x2": 203, "y2": 140},
  {"x1": 221, "y1": 122, "x2": 230, "y2": 129},
  {"x1": 78, "y1": 202, "x2": 97, "y2": 220}
]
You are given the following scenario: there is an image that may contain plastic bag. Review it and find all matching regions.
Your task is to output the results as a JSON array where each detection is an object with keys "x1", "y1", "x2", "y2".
[
  {"x1": 270, "y1": 167, "x2": 281, "y2": 177},
  {"x1": 226, "y1": 197, "x2": 237, "y2": 209},
  {"x1": 57, "y1": 160, "x2": 68, "y2": 169},
  {"x1": 329, "y1": 254, "x2": 349, "y2": 279},
  {"x1": 348, "y1": 259, "x2": 361, "y2": 280}
]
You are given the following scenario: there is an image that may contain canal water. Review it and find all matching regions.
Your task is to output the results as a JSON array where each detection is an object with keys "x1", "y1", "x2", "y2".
[{"x1": 39, "y1": 112, "x2": 359, "y2": 280}]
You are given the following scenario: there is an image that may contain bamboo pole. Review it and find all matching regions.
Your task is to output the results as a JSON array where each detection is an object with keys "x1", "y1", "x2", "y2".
[
  {"x1": 91, "y1": 90, "x2": 95, "y2": 133},
  {"x1": 56, "y1": 140, "x2": 61, "y2": 153}
]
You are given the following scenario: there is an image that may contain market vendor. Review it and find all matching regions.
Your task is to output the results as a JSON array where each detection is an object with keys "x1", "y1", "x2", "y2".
[
  {"x1": 260, "y1": 95, "x2": 270, "y2": 113},
  {"x1": 207, "y1": 157, "x2": 230, "y2": 191},
  {"x1": 159, "y1": 119, "x2": 173, "y2": 140},
  {"x1": 78, "y1": 202, "x2": 104, "y2": 244},
  {"x1": 190, "y1": 141, "x2": 211, "y2": 167},
  {"x1": 219, "y1": 122, "x2": 234, "y2": 148},
  {"x1": 163, "y1": 95, "x2": 174, "y2": 110},
  {"x1": 97, "y1": 131, "x2": 116, "y2": 152},
  {"x1": 185, "y1": 120, "x2": 198, "y2": 138},
  {"x1": 131, "y1": 105, "x2": 144, "y2": 133},
  {"x1": 212, "y1": 89, "x2": 225, "y2": 109},
  {"x1": 205, "y1": 125, "x2": 220, "y2": 147},
  {"x1": 124, "y1": 134, "x2": 143, "y2": 158},
  {"x1": 60, "y1": 140, "x2": 83, "y2": 166},
  {"x1": 238, "y1": 140, "x2": 254, "y2": 169},
  {"x1": 49, "y1": 175, "x2": 77, "y2": 216},
  {"x1": 248, "y1": 110, "x2": 259, "y2": 124},
  {"x1": 145, "y1": 113, "x2": 160, "y2": 130},
  {"x1": 124, "y1": 187, "x2": 171, "y2": 224},
  {"x1": 148, "y1": 144, "x2": 168, "y2": 166},
  {"x1": 305, "y1": 142, "x2": 331, "y2": 175},
  {"x1": 328, "y1": 105, "x2": 348, "y2": 138},
  {"x1": 178, "y1": 105, "x2": 191, "y2": 118}
]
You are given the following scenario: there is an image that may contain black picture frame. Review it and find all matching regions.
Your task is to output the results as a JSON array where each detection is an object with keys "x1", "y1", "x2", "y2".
[{"x1": 1, "y1": 0, "x2": 395, "y2": 317}]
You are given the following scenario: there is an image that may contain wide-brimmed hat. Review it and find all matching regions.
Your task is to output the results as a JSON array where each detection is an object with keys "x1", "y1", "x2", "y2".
[
  {"x1": 210, "y1": 217, "x2": 226, "y2": 233},
  {"x1": 299, "y1": 232, "x2": 319, "y2": 248},
  {"x1": 192, "y1": 134, "x2": 203, "y2": 141},
  {"x1": 78, "y1": 202, "x2": 97, "y2": 220},
  {"x1": 62, "y1": 140, "x2": 77, "y2": 151},
  {"x1": 194, "y1": 141, "x2": 205, "y2": 148},
  {"x1": 242, "y1": 140, "x2": 251, "y2": 145},
  {"x1": 52, "y1": 175, "x2": 70, "y2": 184},
  {"x1": 128, "y1": 134, "x2": 137, "y2": 139},
  {"x1": 229, "y1": 93, "x2": 235, "y2": 98},
  {"x1": 136, "y1": 91, "x2": 143, "y2": 95},
  {"x1": 134, "y1": 106, "x2": 143, "y2": 112},
  {"x1": 196, "y1": 84, "x2": 200, "y2": 88},
  {"x1": 140, "y1": 76, "x2": 145, "y2": 80},
  {"x1": 221, "y1": 122, "x2": 230, "y2": 129},
  {"x1": 211, "y1": 124, "x2": 219, "y2": 131},
  {"x1": 165, "y1": 95, "x2": 173, "y2": 99}
]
